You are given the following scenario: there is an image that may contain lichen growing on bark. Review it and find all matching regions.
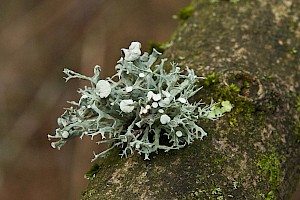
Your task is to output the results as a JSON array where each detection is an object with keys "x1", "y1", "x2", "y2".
[{"x1": 81, "y1": 0, "x2": 300, "y2": 199}]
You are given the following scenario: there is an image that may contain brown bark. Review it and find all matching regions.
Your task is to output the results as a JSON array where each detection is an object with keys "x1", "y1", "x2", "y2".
[{"x1": 82, "y1": 0, "x2": 300, "y2": 199}]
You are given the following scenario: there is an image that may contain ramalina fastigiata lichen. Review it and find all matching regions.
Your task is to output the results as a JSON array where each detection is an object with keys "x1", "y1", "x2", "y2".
[{"x1": 48, "y1": 41, "x2": 232, "y2": 161}]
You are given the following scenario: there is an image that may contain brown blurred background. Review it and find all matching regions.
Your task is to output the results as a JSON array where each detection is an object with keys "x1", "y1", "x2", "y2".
[{"x1": 0, "y1": 1, "x2": 190, "y2": 199}]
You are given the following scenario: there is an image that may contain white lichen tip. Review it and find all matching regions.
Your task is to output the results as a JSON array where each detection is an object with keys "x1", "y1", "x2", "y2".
[
  {"x1": 140, "y1": 106, "x2": 148, "y2": 115},
  {"x1": 152, "y1": 93, "x2": 162, "y2": 101},
  {"x1": 120, "y1": 99, "x2": 135, "y2": 113},
  {"x1": 135, "y1": 121, "x2": 142, "y2": 128},
  {"x1": 122, "y1": 41, "x2": 142, "y2": 62},
  {"x1": 96, "y1": 80, "x2": 111, "y2": 98},
  {"x1": 160, "y1": 114, "x2": 171, "y2": 124},
  {"x1": 139, "y1": 73, "x2": 145, "y2": 78},
  {"x1": 51, "y1": 142, "x2": 56, "y2": 149},
  {"x1": 125, "y1": 86, "x2": 133, "y2": 92},
  {"x1": 162, "y1": 90, "x2": 171, "y2": 98},
  {"x1": 61, "y1": 131, "x2": 69, "y2": 138},
  {"x1": 147, "y1": 91, "x2": 154, "y2": 101},
  {"x1": 140, "y1": 105, "x2": 151, "y2": 114},
  {"x1": 159, "y1": 98, "x2": 171, "y2": 107},
  {"x1": 145, "y1": 105, "x2": 151, "y2": 109},
  {"x1": 176, "y1": 131, "x2": 183, "y2": 137},
  {"x1": 177, "y1": 97, "x2": 187, "y2": 103},
  {"x1": 152, "y1": 102, "x2": 158, "y2": 108}
]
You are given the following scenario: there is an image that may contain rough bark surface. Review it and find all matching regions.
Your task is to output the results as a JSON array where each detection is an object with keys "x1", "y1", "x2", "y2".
[{"x1": 82, "y1": 0, "x2": 300, "y2": 199}]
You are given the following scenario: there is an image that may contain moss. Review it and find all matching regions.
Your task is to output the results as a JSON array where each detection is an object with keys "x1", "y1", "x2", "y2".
[
  {"x1": 201, "y1": 72, "x2": 257, "y2": 129},
  {"x1": 176, "y1": 5, "x2": 194, "y2": 21},
  {"x1": 210, "y1": 0, "x2": 241, "y2": 3},
  {"x1": 189, "y1": 183, "x2": 240, "y2": 199},
  {"x1": 203, "y1": 73, "x2": 219, "y2": 86},
  {"x1": 213, "y1": 154, "x2": 228, "y2": 165},
  {"x1": 148, "y1": 41, "x2": 171, "y2": 54},
  {"x1": 221, "y1": 87, "x2": 256, "y2": 118},
  {"x1": 200, "y1": 72, "x2": 260, "y2": 131},
  {"x1": 229, "y1": 117, "x2": 238, "y2": 127},
  {"x1": 259, "y1": 191, "x2": 275, "y2": 200},
  {"x1": 256, "y1": 150, "x2": 283, "y2": 199},
  {"x1": 290, "y1": 47, "x2": 298, "y2": 55},
  {"x1": 243, "y1": 80, "x2": 251, "y2": 88},
  {"x1": 189, "y1": 186, "x2": 224, "y2": 199},
  {"x1": 192, "y1": 73, "x2": 274, "y2": 199},
  {"x1": 211, "y1": 187, "x2": 224, "y2": 199},
  {"x1": 229, "y1": 0, "x2": 240, "y2": 3},
  {"x1": 84, "y1": 163, "x2": 101, "y2": 180},
  {"x1": 297, "y1": 95, "x2": 300, "y2": 113},
  {"x1": 229, "y1": 83, "x2": 241, "y2": 93},
  {"x1": 186, "y1": 147, "x2": 248, "y2": 199},
  {"x1": 257, "y1": 152, "x2": 281, "y2": 191},
  {"x1": 265, "y1": 191, "x2": 275, "y2": 200},
  {"x1": 296, "y1": 94, "x2": 300, "y2": 143},
  {"x1": 189, "y1": 188, "x2": 204, "y2": 199},
  {"x1": 81, "y1": 189, "x2": 97, "y2": 199}
]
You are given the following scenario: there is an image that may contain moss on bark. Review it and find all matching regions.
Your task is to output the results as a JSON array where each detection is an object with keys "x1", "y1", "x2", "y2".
[{"x1": 82, "y1": 0, "x2": 300, "y2": 199}]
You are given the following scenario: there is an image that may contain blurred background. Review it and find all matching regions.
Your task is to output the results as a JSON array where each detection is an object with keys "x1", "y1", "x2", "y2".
[{"x1": 0, "y1": 1, "x2": 190, "y2": 199}]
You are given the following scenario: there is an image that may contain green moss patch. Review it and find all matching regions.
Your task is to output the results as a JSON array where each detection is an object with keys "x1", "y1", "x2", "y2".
[
  {"x1": 257, "y1": 152, "x2": 281, "y2": 187},
  {"x1": 176, "y1": 5, "x2": 194, "y2": 21}
]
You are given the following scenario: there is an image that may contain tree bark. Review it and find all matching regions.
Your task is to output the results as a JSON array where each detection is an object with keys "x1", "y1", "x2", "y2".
[{"x1": 81, "y1": 0, "x2": 300, "y2": 199}]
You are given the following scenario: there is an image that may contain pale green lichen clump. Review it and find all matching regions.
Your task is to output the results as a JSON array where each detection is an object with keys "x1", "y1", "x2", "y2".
[{"x1": 48, "y1": 42, "x2": 232, "y2": 161}]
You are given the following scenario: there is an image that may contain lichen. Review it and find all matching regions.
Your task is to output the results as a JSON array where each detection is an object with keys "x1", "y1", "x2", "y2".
[
  {"x1": 48, "y1": 42, "x2": 232, "y2": 161},
  {"x1": 81, "y1": 0, "x2": 300, "y2": 198}
]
